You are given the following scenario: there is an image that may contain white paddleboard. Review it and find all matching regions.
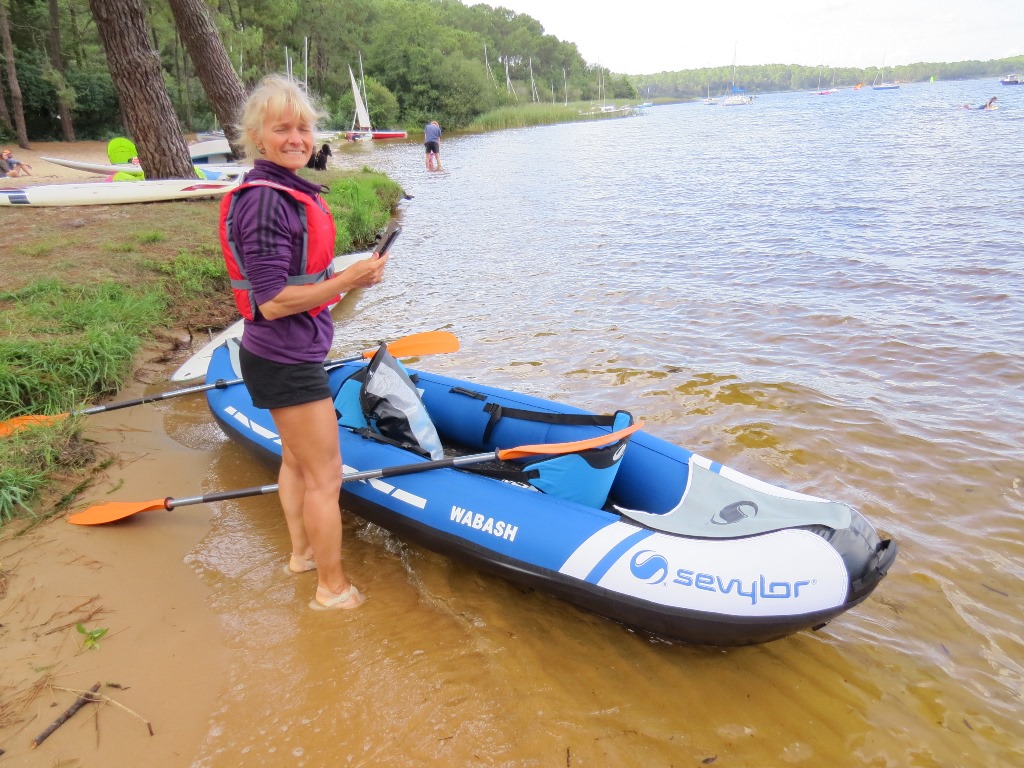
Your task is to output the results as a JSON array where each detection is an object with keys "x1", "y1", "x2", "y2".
[
  {"x1": 169, "y1": 252, "x2": 371, "y2": 382},
  {"x1": 41, "y1": 156, "x2": 249, "y2": 179},
  {"x1": 0, "y1": 179, "x2": 239, "y2": 207}
]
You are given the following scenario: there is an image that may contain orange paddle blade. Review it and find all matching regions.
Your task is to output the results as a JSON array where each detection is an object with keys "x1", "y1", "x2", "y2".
[
  {"x1": 0, "y1": 413, "x2": 68, "y2": 438},
  {"x1": 498, "y1": 421, "x2": 645, "y2": 460},
  {"x1": 365, "y1": 331, "x2": 459, "y2": 360},
  {"x1": 68, "y1": 498, "x2": 169, "y2": 526}
]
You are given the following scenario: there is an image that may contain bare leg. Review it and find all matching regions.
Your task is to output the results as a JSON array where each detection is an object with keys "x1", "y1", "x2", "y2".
[
  {"x1": 278, "y1": 441, "x2": 315, "y2": 568},
  {"x1": 270, "y1": 399, "x2": 362, "y2": 608}
]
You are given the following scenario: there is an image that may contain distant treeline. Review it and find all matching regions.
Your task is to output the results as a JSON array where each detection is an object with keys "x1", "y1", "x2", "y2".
[
  {"x1": 637, "y1": 56, "x2": 1024, "y2": 99},
  {"x1": 0, "y1": 0, "x2": 638, "y2": 141},
  {"x1": 3, "y1": 0, "x2": 1021, "y2": 142}
]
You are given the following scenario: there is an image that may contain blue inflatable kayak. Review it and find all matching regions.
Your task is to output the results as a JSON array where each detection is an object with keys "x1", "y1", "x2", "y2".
[{"x1": 205, "y1": 343, "x2": 896, "y2": 646}]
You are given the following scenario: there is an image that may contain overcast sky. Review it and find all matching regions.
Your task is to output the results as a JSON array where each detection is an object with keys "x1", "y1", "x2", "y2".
[{"x1": 470, "y1": 0, "x2": 1024, "y2": 74}]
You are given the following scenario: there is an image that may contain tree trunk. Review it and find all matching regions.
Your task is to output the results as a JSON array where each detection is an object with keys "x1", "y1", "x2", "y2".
[
  {"x1": 177, "y1": 31, "x2": 195, "y2": 132},
  {"x1": 0, "y1": 73, "x2": 12, "y2": 134},
  {"x1": 87, "y1": 0, "x2": 194, "y2": 179},
  {"x1": 48, "y1": 0, "x2": 76, "y2": 141},
  {"x1": 0, "y1": 0, "x2": 30, "y2": 148},
  {"x1": 167, "y1": 0, "x2": 246, "y2": 158},
  {"x1": 67, "y1": 2, "x2": 86, "y2": 66}
]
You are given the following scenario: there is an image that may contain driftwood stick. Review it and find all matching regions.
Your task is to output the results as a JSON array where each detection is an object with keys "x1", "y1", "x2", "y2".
[
  {"x1": 51, "y1": 685, "x2": 154, "y2": 736},
  {"x1": 30, "y1": 682, "x2": 101, "y2": 748}
]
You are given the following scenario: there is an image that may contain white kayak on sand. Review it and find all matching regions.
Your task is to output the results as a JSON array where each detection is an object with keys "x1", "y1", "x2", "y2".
[
  {"x1": 169, "y1": 251, "x2": 371, "y2": 382},
  {"x1": 41, "y1": 156, "x2": 249, "y2": 179},
  {"x1": 0, "y1": 179, "x2": 239, "y2": 207}
]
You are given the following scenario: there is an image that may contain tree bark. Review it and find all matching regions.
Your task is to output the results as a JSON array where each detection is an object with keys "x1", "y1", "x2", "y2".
[
  {"x1": 87, "y1": 0, "x2": 194, "y2": 179},
  {"x1": 167, "y1": 0, "x2": 246, "y2": 158},
  {"x1": 0, "y1": 74, "x2": 12, "y2": 134},
  {"x1": 0, "y1": 0, "x2": 29, "y2": 147},
  {"x1": 48, "y1": 0, "x2": 76, "y2": 141}
]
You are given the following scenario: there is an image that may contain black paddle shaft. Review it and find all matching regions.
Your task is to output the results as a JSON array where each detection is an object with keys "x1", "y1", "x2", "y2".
[{"x1": 163, "y1": 450, "x2": 503, "y2": 510}]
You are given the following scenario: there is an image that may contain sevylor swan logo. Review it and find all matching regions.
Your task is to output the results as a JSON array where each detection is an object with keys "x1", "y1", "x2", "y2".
[
  {"x1": 711, "y1": 500, "x2": 758, "y2": 525},
  {"x1": 630, "y1": 550, "x2": 669, "y2": 585}
]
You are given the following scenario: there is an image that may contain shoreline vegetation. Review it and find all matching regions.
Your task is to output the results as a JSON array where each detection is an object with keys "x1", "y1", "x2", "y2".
[
  {"x1": 465, "y1": 101, "x2": 655, "y2": 131},
  {"x1": 0, "y1": 164, "x2": 403, "y2": 527}
]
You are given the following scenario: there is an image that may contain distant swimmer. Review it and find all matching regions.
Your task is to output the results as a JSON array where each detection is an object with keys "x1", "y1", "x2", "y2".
[{"x1": 962, "y1": 97, "x2": 999, "y2": 110}]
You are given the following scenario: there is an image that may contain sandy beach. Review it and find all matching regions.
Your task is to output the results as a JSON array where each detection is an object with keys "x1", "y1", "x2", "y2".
[
  {"x1": 0, "y1": 140, "x2": 206, "y2": 186},
  {"x1": 0, "y1": 140, "x2": 230, "y2": 764},
  {"x1": 0, "y1": 354, "x2": 230, "y2": 765}
]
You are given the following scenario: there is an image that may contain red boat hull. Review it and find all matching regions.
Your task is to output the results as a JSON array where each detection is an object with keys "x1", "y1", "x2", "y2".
[{"x1": 344, "y1": 130, "x2": 408, "y2": 141}]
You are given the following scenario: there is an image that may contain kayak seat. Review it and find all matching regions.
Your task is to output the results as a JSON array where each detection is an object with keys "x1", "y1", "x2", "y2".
[{"x1": 463, "y1": 403, "x2": 636, "y2": 509}]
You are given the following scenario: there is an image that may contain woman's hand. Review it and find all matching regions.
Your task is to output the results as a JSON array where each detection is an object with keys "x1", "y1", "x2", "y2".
[
  {"x1": 257, "y1": 253, "x2": 389, "y2": 320},
  {"x1": 340, "y1": 253, "x2": 389, "y2": 290}
]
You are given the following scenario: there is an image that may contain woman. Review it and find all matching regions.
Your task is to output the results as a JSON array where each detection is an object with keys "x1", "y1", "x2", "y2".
[
  {"x1": 2, "y1": 149, "x2": 32, "y2": 177},
  {"x1": 221, "y1": 75, "x2": 388, "y2": 610}
]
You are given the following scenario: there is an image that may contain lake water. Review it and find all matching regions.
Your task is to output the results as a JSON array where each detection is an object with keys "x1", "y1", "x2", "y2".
[{"x1": 184, "y1": 79, "x2": 1023, "y2": 766}]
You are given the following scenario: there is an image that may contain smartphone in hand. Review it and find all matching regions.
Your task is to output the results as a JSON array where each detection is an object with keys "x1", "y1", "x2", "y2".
[{"x1": 375, "y1": 223, "x2": 401, "y2": 258}]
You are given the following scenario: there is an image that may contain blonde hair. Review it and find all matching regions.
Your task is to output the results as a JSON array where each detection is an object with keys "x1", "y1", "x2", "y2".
[{"x1": 237, "y1": 75, "x2": 325, "y2": 160}]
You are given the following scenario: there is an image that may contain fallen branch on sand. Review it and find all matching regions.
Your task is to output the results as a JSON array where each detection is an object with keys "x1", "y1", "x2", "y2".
[
  {"x1": 30, "y1": 681, "x2": 101, "y2": 748},
  {"x1": 29, "y1": 682, "x2": 154, "y2": 748}
]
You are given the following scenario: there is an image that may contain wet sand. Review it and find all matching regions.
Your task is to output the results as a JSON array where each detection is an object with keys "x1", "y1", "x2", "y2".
[
  {"x1": 1, "y1": 143, "x2": 230, "y2": 763},
  {"x1": 0, "y1": 355, "x2": 228, "y2": 765}
]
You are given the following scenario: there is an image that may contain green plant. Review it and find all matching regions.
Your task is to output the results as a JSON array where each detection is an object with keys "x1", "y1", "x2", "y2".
[
  {"x1": 136, "y1": 231, "x2": 166, "y2": 245},
  {"x1": 76, "y1": 623, "x2": 109, "y2": 650}
]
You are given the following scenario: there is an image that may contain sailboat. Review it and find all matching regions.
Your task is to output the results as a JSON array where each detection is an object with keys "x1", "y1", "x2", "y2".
[
  {"x1": 343, "y1": 57, "x2": 408, "y2": 141},
  {"x1": 721, "y1": 44, "x2": 753, "y2": 105},
  {"x1": 872, "y1": 55, "x2": 900, "y2": 90},
  {"x1": 704, "y1": 78, "x2": 718, "y2": 105},
  {"x1": 817, "y1": 68, "x2": 839, "y2": 95}
]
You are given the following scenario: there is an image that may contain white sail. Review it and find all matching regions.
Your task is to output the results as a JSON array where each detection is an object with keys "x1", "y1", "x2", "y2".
[{"x1": 349, "y1": 65, "x2": 372, "y2": 131}]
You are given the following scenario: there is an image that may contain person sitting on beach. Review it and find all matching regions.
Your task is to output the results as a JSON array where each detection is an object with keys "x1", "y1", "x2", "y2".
[{"x1": 2, "y1": 149, "x2": 33, "y2": 177}]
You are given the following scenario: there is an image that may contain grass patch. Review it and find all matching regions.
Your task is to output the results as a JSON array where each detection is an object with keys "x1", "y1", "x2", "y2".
[
  {"x1": 136, "y1": 230, "x2": 166, "y2": 244},
  {"x1": 103, "y1": 241, "x2": 136, "y2": 253},
  {"x1": 0, "y1": 166, "x2": 404, "y2": 527},
  {"x1": 0, "y1": 280, "x2": 166, "y2": 415},
  {"x1": 0, "y1": 422, "x2": 94, "y2": 525},
  {"x1": 467, "y1": 103, "x2": 637, "y2": 132},
  {"x1": 319, "y1": 169, "x2": 404, "y2": 253}
]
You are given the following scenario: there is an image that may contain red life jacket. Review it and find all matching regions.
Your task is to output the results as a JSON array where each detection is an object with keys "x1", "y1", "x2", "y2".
[{"x1": 219, "y1": 179, "x2": 339, "y2": 320}]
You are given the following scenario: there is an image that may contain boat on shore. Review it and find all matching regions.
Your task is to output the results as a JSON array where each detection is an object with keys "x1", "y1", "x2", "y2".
[
  {"x1": 343, "y1": 59, "x2": 408, "y2": 141},
  {"x1": 41, "y1": 156, "x2": 247, "y2": 180},
  {"x1": 0, "y1": 178, "x2": 238, "y2": 207},
  {"x1": 205, "y1": 343, "x2": 896, "y2": 646}
]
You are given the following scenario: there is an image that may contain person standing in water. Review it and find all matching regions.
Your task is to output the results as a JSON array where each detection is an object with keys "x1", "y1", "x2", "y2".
[
  {"x1": 424, "y1": 120, "x2": 442, "y2": 170},
  {"x1": 220, "y1": 75, "x2": 389, "y2": 610}
]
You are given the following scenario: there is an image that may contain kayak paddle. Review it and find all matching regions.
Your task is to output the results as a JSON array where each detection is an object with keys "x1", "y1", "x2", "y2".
[
  {"x1": 67, "y1": 421, "x2": 644, "y2": 525},
  {"x1": 0, "y1": 330, "x2": 459, "y2": 438}
]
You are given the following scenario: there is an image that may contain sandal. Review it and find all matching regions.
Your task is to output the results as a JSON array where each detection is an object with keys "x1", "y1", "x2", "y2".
[
  {"x1": 309, "y1": 584, "x2": 364, "y2": 611},
  {"x1": 283, "y1": 554, "x2": 317, "y2": 575}
]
